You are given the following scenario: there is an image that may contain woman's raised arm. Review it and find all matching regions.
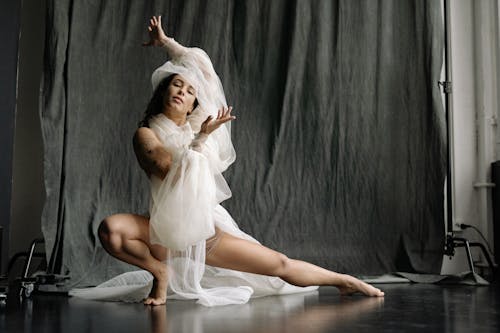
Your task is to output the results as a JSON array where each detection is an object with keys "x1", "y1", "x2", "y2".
[{"x1": 142, "y1": 15, "x2": 188, "y2": 59}]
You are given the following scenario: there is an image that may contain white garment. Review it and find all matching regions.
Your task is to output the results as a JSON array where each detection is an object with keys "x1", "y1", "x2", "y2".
[
  {"x1": 151, "y1": 37, "x2": 236, "y2": 171},
  {"x1": 69, "y1": 37, "x2": 317, "y2": 306},
  {"x1": 70, "y1": 114, "x2": 317, "y2": 306}
]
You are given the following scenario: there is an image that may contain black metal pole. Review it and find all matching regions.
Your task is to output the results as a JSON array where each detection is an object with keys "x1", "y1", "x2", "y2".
[{"x1": 443, "y1": 0, "x2": 456, "y2": 256}]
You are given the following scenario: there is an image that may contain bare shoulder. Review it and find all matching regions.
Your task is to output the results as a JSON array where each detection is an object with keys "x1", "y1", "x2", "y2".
[
  {"x1": 133, "y1": 127, "x2": 161, "y2": 151},
  {"x1": 134, "y1": 127, "x2": 158, "y2": 143}
]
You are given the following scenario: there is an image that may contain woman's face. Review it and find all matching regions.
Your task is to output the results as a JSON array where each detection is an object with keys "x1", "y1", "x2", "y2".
[{"x1": 163, "y1": 74, "x2": 197, "y2": 115}]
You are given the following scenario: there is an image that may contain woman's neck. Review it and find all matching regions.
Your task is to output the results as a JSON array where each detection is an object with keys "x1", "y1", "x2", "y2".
[{"x1": 162, "y1": 109, "x2": 187, "y2": 127}]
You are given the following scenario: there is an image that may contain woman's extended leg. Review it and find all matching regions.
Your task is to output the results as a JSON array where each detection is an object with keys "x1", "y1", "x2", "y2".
[
  {"x1": 205, "y1": 232, "x2": 384, "y2": 297},
  {"x1": 98, "y1": 213, "x2": 169, "y2": 305}
]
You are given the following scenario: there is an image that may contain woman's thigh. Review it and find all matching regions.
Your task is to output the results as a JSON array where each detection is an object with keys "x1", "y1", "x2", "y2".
[{"x1": 205, "y1": 231, "x2": 288, "y2": 276}]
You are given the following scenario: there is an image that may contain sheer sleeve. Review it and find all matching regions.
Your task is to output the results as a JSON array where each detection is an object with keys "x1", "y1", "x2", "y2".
[
  {"x1": 190, "y1": 132, "x2": 233, "y2": 203},
  {"x1": 189, "y1": 132, "x2": 209, "y2": 152},
  {"x1": 161, "y1": 37, "x2": 189, "y2": 59}
]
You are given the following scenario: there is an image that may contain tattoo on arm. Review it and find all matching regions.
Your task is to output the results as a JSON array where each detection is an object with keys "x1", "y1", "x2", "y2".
[{"x1": 133, "y1": 129, "x2": 172, "y2": 179}]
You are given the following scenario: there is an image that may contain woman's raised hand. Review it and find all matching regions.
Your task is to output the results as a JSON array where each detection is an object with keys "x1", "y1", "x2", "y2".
[
  {"x1": 200, "y1": 107, "x2": 236, "y2": 135},
  {"x1": 142, "y1": 15, "x2": 167, "y2": 47}
]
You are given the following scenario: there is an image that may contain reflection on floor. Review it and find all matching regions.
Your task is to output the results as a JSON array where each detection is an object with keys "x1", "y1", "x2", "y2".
[{"x1": 1, "y1": 283, "x2": 499, "y2": 332}]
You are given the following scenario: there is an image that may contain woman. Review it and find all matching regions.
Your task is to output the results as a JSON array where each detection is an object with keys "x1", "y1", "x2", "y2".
[{"x1": 72, "y1": 16, "x2": 384, "y2": 306}]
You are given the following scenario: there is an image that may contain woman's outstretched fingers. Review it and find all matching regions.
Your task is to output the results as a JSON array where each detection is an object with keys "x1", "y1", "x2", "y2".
[
  {"x1": 337, "y1": 275, "x2": 385, "y2": 297},
  {"x1": 217, "y1": 106, "x2": 234, "y2": 121},
  {"x1": 144, "y1": 16, "x2": 161, "y2": 46},
  {"x1": 225, "y1": 106, "x2": 235, "y2": 121},
  {"x1": 199, "y1": 108, "x2": 235, "y2": 135}
]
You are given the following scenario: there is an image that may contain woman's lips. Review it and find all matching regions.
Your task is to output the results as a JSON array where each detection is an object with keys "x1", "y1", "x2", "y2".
[{"x1": 173, "y1": 96, "x2": 183, "y2": 104}]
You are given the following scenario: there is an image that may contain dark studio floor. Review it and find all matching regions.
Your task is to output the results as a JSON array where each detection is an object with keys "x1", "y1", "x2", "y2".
[{"x1": 1, "y1": 282, "x2": 499, "y2": 333}]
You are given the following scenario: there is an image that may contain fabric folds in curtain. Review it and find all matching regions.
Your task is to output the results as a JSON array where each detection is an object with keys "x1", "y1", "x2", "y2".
[{"x1": 41, "y1": 0, "x2": 445, "y2": 287}]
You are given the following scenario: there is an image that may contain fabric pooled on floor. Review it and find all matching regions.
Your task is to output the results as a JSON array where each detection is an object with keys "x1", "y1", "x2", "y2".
[{"x1": 361, "y1": 271, "x2": 489, "y2": 286}]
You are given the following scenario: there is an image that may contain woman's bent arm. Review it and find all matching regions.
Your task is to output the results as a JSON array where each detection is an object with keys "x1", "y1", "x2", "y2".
[{"x1": 133, "y1": 127, "x2": 172, "y2": 179}]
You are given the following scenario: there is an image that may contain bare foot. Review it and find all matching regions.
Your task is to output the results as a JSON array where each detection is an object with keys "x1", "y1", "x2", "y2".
[
  {"x1": 144, "y1": 266, "x2": 168, "y2": 306},
  {"x1": 337, "y1": 274, "x2": 385, "y2": 297}
]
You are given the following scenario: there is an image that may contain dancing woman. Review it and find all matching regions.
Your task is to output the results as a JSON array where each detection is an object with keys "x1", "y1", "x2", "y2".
[{"x1": 73, "y1": 16, "x2": 384, "y2": 306}]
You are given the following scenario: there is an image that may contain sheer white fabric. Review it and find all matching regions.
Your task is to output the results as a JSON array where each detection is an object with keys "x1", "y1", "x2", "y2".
[
  {"x1": 148, "y1": 115, "x2": 220, "y2": 250},
  {"x1": 69, "y1": 38, "x2": 317, "y2": 306},
  {"x1": 151, "y1": 37, "x2": 236, "y2": 171}
]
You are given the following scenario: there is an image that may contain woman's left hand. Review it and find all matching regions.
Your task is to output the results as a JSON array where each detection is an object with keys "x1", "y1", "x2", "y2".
[
  {"x1": 142, "y1": 15, "x2": 167, "y2": 47},
  {"x1": 200, "y1": 107, "x2": 236, "y2": 135}
]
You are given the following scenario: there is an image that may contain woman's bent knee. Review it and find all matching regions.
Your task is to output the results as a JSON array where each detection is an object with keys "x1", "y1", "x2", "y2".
[
  {"x1": 98, "y1": 214, "x2": 127, "y2": 252},
  {"x1": 98, "y1": 214, "x2": 150, "y2": 253}
]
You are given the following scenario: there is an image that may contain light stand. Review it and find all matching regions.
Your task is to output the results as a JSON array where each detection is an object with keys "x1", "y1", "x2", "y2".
[{"x1": 441, "y1": 0, "x2": 496, "y2": 279}]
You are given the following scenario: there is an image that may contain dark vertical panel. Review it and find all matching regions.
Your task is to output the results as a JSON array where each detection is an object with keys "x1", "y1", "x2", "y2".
[
  {"x1": 0, "y1": 0, "x2": 21, "y2": 272},
  {"x1": 10, "y1": 0, "x2": 46, "y2": 266}
]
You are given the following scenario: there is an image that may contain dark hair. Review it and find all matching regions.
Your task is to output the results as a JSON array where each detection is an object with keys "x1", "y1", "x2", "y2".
[{"x1": 138, "y1": 74, "x2": 199, "y2": 128}]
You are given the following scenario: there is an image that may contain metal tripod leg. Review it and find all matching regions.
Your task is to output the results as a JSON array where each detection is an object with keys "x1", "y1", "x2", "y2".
[
  {"x1": 469, "y1": 242, "x2": 497, "y2": 279},
  {"x1": 453, "y1": 237, "x2": 497, "y2": 279},
  {"x1": 453, "y1": 237, "x2": 476, "y2": 274}
]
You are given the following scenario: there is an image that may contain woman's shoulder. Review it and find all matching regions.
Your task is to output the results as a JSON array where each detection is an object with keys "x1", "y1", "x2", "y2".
[
  {"x1": 134, "y1": 126, "x2": 155, "y2": 140},
  {"x1": 135, "y1": 126, "x2": 155, "y2": 137},
  {"x1": 133, "y1": 127, "x2": 162, "y2": 149}
]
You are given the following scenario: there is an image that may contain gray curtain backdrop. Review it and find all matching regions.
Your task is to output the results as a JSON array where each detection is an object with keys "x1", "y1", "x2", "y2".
[{"x1": 41, "y1": 0, "x2": 445, "y2": 287}]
